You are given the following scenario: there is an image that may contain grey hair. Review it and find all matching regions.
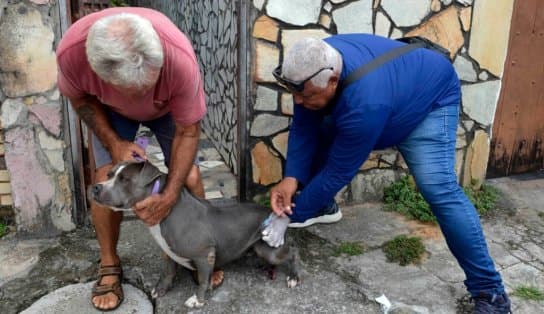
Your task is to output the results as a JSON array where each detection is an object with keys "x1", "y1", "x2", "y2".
[
  {"x1": 86, "y1": 13, "x2": 164, "y2": 89},
  {"x1": 282, "y1": 37, "x2": 342, "y2": 88}
]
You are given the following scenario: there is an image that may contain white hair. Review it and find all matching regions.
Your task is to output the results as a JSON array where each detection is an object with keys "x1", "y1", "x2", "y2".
[
  {"x1": 86, "y1": 13, "x2": 164, "y2": 89},
  {"x1": 282, "y1": 37, "x2": 342, "y2": 88}
]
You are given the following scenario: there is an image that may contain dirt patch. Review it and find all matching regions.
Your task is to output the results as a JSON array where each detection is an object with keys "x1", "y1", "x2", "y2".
[{"x1": 405, "y1": 219, "x2": 443, "y2": 241}]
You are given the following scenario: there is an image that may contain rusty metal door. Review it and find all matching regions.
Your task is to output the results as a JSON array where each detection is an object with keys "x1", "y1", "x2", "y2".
[{"x1": 488, "y1": 0, "x2": 544, "y2": 177}]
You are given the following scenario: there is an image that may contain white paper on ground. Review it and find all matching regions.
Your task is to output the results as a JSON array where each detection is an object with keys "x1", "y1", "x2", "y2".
[{"x1": 375, "y1": 294, "x2": 392, "y2": 313}]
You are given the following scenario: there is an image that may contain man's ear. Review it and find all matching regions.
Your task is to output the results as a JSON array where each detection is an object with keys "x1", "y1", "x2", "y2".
[{"x1": 139, "y1": 161, "x2": 162, "y2": 185}]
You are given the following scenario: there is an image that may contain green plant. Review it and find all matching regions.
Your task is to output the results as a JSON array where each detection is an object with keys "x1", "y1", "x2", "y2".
[
  {"x1": 382, "y1": 235, "x2": 425, "y2": 266},
  {"x1": 512, "y1": 285, "x2": 544, "y2": 301},
  {"x1": 0, "y1": 222, "x2": 6, "y2": 238},
  {"x1": 537, "y1": 212, "x2": 544, "y2": 220},
  {"x1": 463, "y1": 179, "x2": 499, "y2": 216},
  {"x1": 383, "y1": 175, "x2": 435, "y2": 222},
  {"x1": 110, "y1": 0, "x2": 127, "y2": 7},
  {"x1": 333, "y1": 241, "x2": 365, "y2": 257},
  {"x1": 383, "y1": 176, "x2": 500, "y2": 223},
  {"x1": 256, "y1": 196, "x2": 271, "y2": 208}
]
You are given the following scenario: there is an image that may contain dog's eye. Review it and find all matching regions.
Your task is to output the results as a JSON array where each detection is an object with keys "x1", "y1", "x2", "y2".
[{"x1": 117, "y1": 174, "x2": 127, "y2": 182}]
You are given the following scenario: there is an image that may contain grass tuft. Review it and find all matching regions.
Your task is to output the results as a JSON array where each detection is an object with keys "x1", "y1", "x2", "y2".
[
  {"x1": 255, "y1": 195, "x2": 271, "y2": 208},
  {"x1": 383, "y1": 176, "x2": 434, "y2": 222},
  {"x1": 0, "y1": 222, "x2": 7, "y2": 238},
  {"x1": 382, "y1": 235, "x2": 425, "y2": 266},
  {"x1": 512, "y1": 285, "x2": 544, "y2": 301},
  {"x1": 384, "y1": 176, "x2": 499, "y2": 223},
  {"x1": 463, "y1": 179, "x2": 499, "y2": 216},
  {"x1": 333, "y1": 242, "x2": 365, "y2": 257}
]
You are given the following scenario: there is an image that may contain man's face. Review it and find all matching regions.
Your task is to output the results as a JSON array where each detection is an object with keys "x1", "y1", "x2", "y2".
[{"x1": 291, "y1": 77, "x2": 339, "y2": 110}]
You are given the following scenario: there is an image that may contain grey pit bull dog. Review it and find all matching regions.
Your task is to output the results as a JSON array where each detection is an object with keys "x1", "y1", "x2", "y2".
[{"x1": 88, "y1": 160, "x2": 300, "y2": 308}]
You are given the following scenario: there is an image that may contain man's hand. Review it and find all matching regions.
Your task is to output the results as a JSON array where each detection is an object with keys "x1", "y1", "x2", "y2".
[
  {"x1": 133, "y1": 191, "x2": 177, "y2": 226},
  {"x1": 270, "y1": 177, "x2": 298, "y2": 217},
  {"x1": 109, "y1": 139, "x2": 147, "y2": 164}
]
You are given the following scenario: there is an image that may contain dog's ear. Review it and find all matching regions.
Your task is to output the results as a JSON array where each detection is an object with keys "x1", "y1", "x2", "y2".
[{"x1": 138, "y1": 161, "x2": 162, "y2": 186}]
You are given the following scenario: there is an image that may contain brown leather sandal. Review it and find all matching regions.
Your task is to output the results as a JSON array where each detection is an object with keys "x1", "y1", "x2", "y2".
[{"x1": 91, "y1": 265, "x2": 124, "y2": 312}]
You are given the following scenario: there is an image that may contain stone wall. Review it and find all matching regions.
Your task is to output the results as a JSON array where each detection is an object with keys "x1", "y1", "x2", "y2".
[
  {"x1": 248, "y1": 0, "x2": 515, "y2": 201},
  {"x1": 131, "y1": 0, "x2": 240, "y2": 174},
  {"x1": 0, "y1": 0, "x2": 74, "y2": 236}
]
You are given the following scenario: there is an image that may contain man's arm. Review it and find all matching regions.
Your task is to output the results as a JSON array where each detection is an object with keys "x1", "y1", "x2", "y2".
[
  {"x1": 133, "y1": 121, "x2": 200, "y2": 226},
  {"x1": 289, "y1": 106, "x2": 390, "y2": 223},
  {"x1": 69, "y1": 95, "x2": 145, "y2": 164},
  {"x1": 163, "y1": 122, "x2": 200, "y2": 200},
  {"x1": 270, "y1": 104, "x2": 323, "y2": 217}
]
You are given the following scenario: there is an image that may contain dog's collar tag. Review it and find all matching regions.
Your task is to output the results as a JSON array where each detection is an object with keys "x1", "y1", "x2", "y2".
[{"x1": 151, "y1": 179, "x2": 161, "y2": 195}]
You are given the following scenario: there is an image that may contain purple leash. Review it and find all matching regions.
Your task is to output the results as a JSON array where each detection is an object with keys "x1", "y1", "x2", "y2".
[{"x1": 134, "y1": 136, "x2": 161, "y2": 194}]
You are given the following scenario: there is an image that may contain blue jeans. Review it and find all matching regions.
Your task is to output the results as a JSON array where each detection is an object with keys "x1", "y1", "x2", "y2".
[
  {"x1": 398, "y1": 104, "x2": 504, "y2": 296},
  {"x1": 92, "y1": 109, "x2": 177, "y2": 168}
]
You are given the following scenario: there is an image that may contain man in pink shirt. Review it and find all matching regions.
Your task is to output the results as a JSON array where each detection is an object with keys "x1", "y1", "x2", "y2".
[{"x1": 57, "y1": 7, "x2": 216, "y2": 311}]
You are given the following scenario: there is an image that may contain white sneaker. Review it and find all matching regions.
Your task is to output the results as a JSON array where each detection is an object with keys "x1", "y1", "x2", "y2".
[{"x1": 288, "y1": 204, "x2": 342, "y2": 228}]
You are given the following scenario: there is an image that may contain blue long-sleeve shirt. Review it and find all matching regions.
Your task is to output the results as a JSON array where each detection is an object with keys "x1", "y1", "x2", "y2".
[{"x1": 286, "y1": 34, "x2": 460, "y2": 223}]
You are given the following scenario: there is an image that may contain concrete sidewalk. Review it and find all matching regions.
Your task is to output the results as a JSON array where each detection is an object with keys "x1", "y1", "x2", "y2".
[{"x1": 0, "y1": 135, "x2": 543, "y2": 313}]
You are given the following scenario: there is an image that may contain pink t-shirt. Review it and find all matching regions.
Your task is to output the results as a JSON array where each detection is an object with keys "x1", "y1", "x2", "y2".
[{"x1": 56, "y1": 7, "x2": 206, "y2": 125}]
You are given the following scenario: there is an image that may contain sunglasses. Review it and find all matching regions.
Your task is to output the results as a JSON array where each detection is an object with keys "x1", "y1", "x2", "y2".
[{"x1": 272, "y1": 65, "x2": 333, "y2": 92}]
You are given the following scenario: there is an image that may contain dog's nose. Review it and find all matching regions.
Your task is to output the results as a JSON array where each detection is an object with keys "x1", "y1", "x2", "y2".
[{"x1": 92, "y1": 184, "x2": 102, "y2": 195}]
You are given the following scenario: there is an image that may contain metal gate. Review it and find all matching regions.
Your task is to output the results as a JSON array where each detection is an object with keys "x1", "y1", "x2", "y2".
[
  {"x1": 488, "y1": 0, "x2": 544, "y2": 177},
  {"x1": 63, "y1": 0, "x2": 112, "y2": 225}
]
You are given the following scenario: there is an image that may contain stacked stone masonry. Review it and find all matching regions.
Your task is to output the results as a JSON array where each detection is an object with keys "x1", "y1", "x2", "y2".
[
  {"x1": 250, "y1": 0, "x2": 514, "y2": 201},
  {"x1": 0, "y1": 1, "x2": 74, "y2": 235}
]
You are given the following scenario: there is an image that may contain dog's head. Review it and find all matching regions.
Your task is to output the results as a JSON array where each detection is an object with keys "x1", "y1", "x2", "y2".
[{"x1": 88, "y1": 161, "x2": 164, "y2": 211}]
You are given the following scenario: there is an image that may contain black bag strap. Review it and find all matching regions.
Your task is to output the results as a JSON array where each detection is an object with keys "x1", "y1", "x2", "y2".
[{"x1": 342, "y1": 42, "x2": 426, "y2": 87}]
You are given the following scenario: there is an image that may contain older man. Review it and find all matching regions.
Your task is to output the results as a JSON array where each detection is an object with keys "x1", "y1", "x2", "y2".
[
  {"x1": 56, "y1": 7, "x2": 224, "y2": 311},
  {"x1": 265, "y1": 35, "x2": 511, "y2": 313}
]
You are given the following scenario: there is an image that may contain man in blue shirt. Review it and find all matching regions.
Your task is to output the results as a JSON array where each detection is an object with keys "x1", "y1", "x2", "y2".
[{"x1": 265, "y1": 35, "x2": 511, "y2": 314}]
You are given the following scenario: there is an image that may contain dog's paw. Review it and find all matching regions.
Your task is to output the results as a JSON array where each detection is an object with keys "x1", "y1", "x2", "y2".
[
  {"x1": 151, "y1": 287, "x2": 167, "y2": 299},
  {"x1": 152, "y1": 279, "x2": 173, "y2": 299},
  {"x1": 286, "y1": 276, "x2": 299, "y2": 288},
  {"x1": 184, "y1": 294, "x2": 205, "y2": 308}
]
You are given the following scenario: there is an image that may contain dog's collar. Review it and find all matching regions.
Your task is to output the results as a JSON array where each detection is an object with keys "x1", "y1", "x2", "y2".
[{"x1": 151, "y1": 179, "x2": 161, "y2": 195}]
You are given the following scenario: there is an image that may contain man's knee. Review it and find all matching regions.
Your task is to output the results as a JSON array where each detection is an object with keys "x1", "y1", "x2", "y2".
[
  {"x1": 417, "y1": 179, "x2": 461, "y2": 205},
  {"x1": 186, "y1": 165, "x2": 202, "y2": 187},
  {"x1": 186, "y1": 165, "x2": 205, "y2": 198}
]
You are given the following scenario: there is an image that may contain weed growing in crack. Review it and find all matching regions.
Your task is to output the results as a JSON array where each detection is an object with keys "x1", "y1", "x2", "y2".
[
  {"x1": 333, "y1": 242, "x2": 365, "y2": 257},
  {"x1": 512, "y1": 285, "x2": 544, "y2": 301},
  {"x1": 382, "y1": 235, "x2": 425, "y2": 266}
]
